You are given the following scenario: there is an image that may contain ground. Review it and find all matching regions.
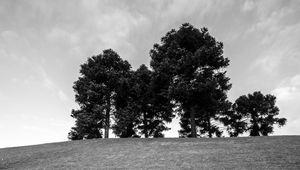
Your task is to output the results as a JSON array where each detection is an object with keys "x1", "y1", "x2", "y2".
[{"x1": 0, "y1": 136, "x2": 299, "y2": 169}]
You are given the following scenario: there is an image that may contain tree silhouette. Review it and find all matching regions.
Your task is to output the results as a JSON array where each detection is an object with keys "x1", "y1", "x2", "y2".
[
  {"x1": 113, "y1": 64, "x2": 173, "y2": 138},
  {"x1": 226, "y1": 91, "x2": 287, "y2": 136},
  {"x1": 69, "y1": 23, "x2": 287, "y2": 139},
  {"x1": 150, "y1": 23, "x2": 231, "y2": 138},
  {"x1": 112, "y1": 74, "x2": 139, "y2": 138},
  {"x1": 220, "y1": 104, "x2": 248, "y2": 137},
  {"x1": 69, "y1": 49, "x2": 131, "y2": 139}
]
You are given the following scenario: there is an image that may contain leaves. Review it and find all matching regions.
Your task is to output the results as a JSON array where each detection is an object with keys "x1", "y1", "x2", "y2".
[
  {"x1": 69, "y1": 49, "x2": 131, "y2": 140},
  {"x1": 150, "y1": 23, "x2": 231, "y2": 138},
  {"x1": 112, "y1": 64, "x2": 174, "y2": 138},
  {"x1": 69, "y1": 23, "x2": 287, "y2": 139},
  {"x1": 229, "y1": 91, "x2": 287, "y2": 136}
]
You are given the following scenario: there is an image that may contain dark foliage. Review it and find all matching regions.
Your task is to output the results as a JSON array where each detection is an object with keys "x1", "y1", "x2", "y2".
[
  {"x1": 150, "y1": 23, "x2": 231, "y2": 138},
  {"x1": 69, "y1": 23, "x2": 287, "y2": 139},
  {"x1": 112, "y1": 64, "x2": 173, "y2": 138},
  {"x1": 69, "y1": 49, "x2": 131, "y2": 140},
  {"x1": 222, "y1": 91, "x2": 287, "y2": 136},
  {"x1": 219, "y1": 105, "x2": 248, "y2": 137}
]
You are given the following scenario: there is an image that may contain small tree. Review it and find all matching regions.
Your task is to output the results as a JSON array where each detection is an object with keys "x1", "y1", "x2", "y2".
[
  {"x1": 232, "y1": 91, "x2": 287, "y2": 136},
  {"x1": 68, "y1": 109, "x2": 104, "y2": 140},
  {"x1": 219, "y1": 106, "x2": 248, "y2": 137}
]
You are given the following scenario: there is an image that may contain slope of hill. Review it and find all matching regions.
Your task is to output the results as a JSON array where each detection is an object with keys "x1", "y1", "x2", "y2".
[{"x1": 0, "y1": 136, "x2": 299, "y2": 169}]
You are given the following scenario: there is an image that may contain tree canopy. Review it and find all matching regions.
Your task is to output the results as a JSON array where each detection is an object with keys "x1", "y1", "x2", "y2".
[
  {"x1": 112, "y1": 64, "x2": 174, "y2": 138},
  {"x1": 69, "y1": 23, "x2": 287, "y2": 139},
  {"x1": 69, "y1": 49, "x2": 131, "y2": 139},
  {"x1": 150, "y1": 23, "x2": 232, "y2": 138},
  {"x1": 229, "y1": 91, "x2": 286, "y2": 136}
]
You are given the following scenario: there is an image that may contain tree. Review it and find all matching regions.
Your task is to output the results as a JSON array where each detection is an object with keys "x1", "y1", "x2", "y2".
[
  {"x1": 232, "y1": 91, "x2": 287, "y2": 136},
  {"x1": 112, "y1": 64, "x2": 173, "y2": 138},
  {"x1": 68, "y1": 109, "x2": 104, "y2": 140},
  {"x1": 69, "y1": 49, "x2": 131, "y2": 139},
  {"x1": 219, "y1": 105, "x2": 248, "y2": 137},
  {"x1": 149, "y1": 70, "x2": 175, "y2": 137},
  {"x1": 112, "y1": 72, "x2": 140, "y2": 138},
  {"x1": 150, "y1": 23, "x2": 231, "y2": 138},
  {"x1": 132, "y1": 65, "x2": 155, "y2": 138},
  {"x1": 135, "y1": 65, "x2": 173, "y2": 137}
]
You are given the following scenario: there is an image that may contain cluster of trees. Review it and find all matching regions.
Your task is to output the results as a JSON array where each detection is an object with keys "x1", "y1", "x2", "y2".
[{"x1": 69, "y1": 23, "x2": 286, "y2": 140}]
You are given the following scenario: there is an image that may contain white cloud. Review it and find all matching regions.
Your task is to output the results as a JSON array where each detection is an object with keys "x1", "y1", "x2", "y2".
[
  {"x1": 160, "y1": 0, "x2": 234, "y2": 24},
  {"x1": 273, "y1": 75, "x2": 300, "y2": 102},
  {"x1": 162, "y1": 0, "x2": 205, "y2": 18},
  {"x1": 272, "y1": 74, "x2": 300, "y2": 135},
  {"x1": 242, "y1": 0, "x2": 255, "y2": 12},
  {"x1": 0, "y1": 30, "x2": 32, "y2": 64},
  {"x1": 254, "y1": 0, "x2": 287, "y2": 20},
  {"x1": 1, "y1": 0, "x2": 300, "y2": 148},
  {"x1": 248, "y1": 7, "x2": 294, "y2": 43},
  {"x1": 246, "y1": 1, "x2": 300, "y2": 76},
  {"x1": 90, "y1": 10, "x2": 149, "y2": 60},
  {"x1": 36, "y1": 66, "x2": 69, "y2": 102},
  {"x1": 0, "y1": 91, "x2": 6, "y2": 102},
  {"x1": 1, "y1": 30, "x2": 19, "y2": 43},
  {"x1": 47, "y1": 27, "x2": 79, "y2": 44},
  {"x1": 274, "y1": 87, "x2": 297, "y2": 102},
  {"x1": 250, "y1": 21, "x2": 300, "y2": 75},
  {"x1": 58, "y1": 90, "x2": 69, "y2": 102},
  {"x1": 252, "y1": 55, "x2": 281, "y2": 75}
]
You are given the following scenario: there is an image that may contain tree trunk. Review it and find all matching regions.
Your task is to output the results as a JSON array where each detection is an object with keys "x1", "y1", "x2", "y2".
[
  {"x1": 105, "y1": 97, "x2": 111, "y2": 138},
  {"x1": 207, "y1": 115, "x2": 212, "y2": 138},
  {"x1": 250, "y1": 113, "x2": 260, "y2": 136},
  {"x1": 190, "y1": 107, "x2": 197, "y2": 138},
  {"x1": 144, "y1": 112, "x2": 148, "y2": 138}
]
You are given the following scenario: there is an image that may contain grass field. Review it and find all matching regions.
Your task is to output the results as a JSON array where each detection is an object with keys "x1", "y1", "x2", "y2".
[{"x1": 0, "y1": 136, "x2": 299, "y2": 169}]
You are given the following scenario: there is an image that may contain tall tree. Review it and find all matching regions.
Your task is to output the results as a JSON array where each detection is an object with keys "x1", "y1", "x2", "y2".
[
  {"x1": 137, "y1": 65, "x2": 173, "y2": 137},
  {"x1": 232, "y1": 91, "x2": 287, "y2": 136},
  {"x1": 112, "y1": 64, "x2": 173, "y2": 138},
  {"x1": 69, "y1": 49, "x2": 131, "y2": 139},
  {"x1": 133, "y1": 65, "x2": 154, "y2": 138},
  {"x1": 112, "y1": 72, "x2": 140, "y2": 138},
  {"x1": 149, "y1": 70, "x2": 175, "y2": 137},
  {"x1": 150, "y1": 23, "x2": 231, "y2": 138}
]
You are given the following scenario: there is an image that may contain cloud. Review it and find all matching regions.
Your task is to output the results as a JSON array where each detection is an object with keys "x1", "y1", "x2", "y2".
[
  {"x1": 245, "y1": 1, "x2": 300, "y2": 76},
  {"x1": 159, "y1": 0, "x2": 234, "y2": 24},
  {"x1": 242, "y1": 0, "x2": 255, "y2": 12},
  {"x1": 248, "y1": 6, "x2": 295, "y2": 43},
  {"x1": 272, "y1": 74, "x2": 300, "y2": 135},
  {"x1": 162, "y1": 0, "x2": 206, "y2": 18},
  {"x1": 58, "y1": 90, "x2": 68, "y2": 102},
  {"x1": 0, "y1": 30, "x2": 70, "y2": 103},
  {"x1": 0, "y1": 30, "x2": 32, "y2": 64},
  {"x1": 252, "y1": 55, "x2": 281, "y2": 75},
  {"x1": 250, "y1": 21, "x2": 300, "y2": 76},
  {"x1": 273, "y1": 75, "x2": 300, "y2": 102},
  {"x1": 0, "y1": 91, "x2": 6, "y2": 102},
  {"x1": 91, "y1": 10, "x2": 144, "y2": 59},
  {"x1": 0, "y1": 0, "x2": 300, "y2": 147},
  {"x1": 46, "y1": 27, "x2": 79, "y2": 44},
  {"x1": 37, "y1": 66, "x2": 69, "y2": 102}
]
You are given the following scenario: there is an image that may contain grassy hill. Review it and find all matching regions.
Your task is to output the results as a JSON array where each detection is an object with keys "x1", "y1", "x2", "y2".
[{"x1": 0, "y1": 136, "x2": 299, "y2": 169}]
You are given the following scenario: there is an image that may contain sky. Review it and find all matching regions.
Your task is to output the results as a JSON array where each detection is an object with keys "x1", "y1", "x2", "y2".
[{"x1": 0, "y1": 0, "x2": 300, "y2": 148}]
